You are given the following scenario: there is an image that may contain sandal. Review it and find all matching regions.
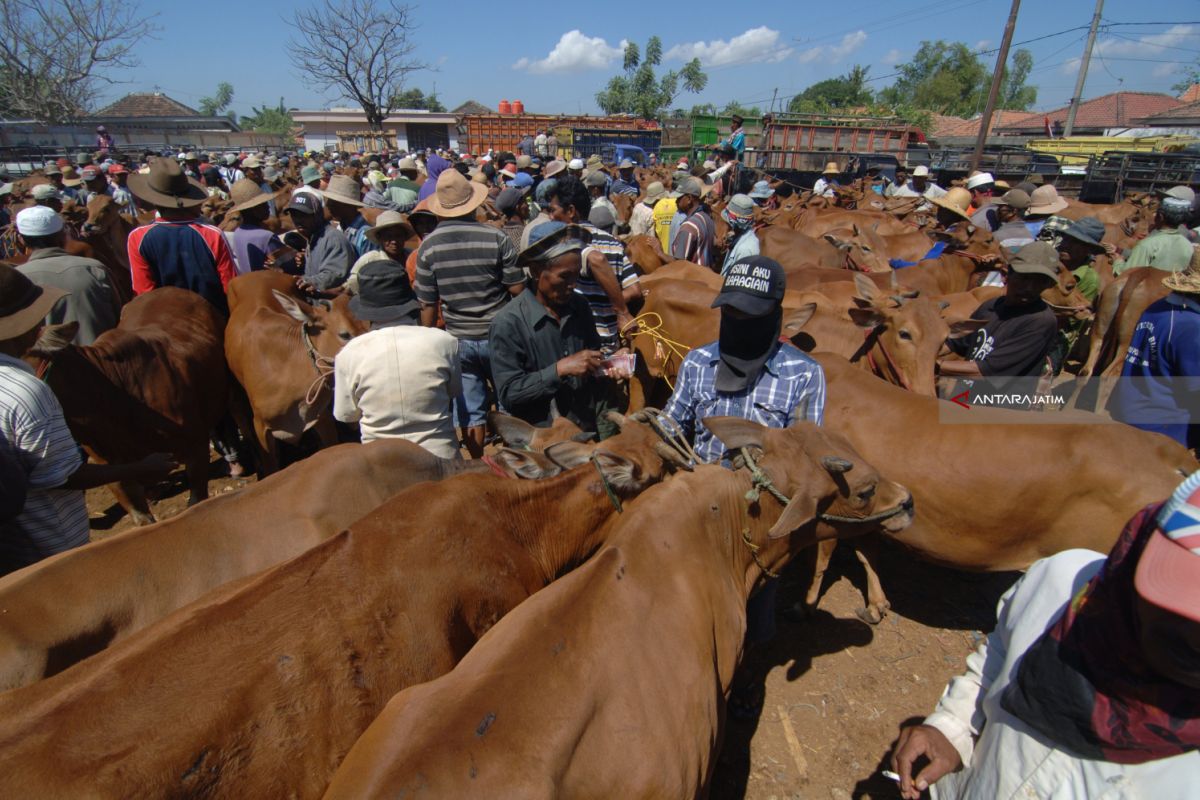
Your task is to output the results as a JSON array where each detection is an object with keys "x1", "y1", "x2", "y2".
[{"x1": 728, "y1": 682, "x2": 765, "y2": 721}]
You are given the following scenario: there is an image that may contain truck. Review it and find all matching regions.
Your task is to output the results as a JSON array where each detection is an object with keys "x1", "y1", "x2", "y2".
[
  {"x1": 1077, "y1": 150, "x2": 1200, "y2": 203},
  {"x1": 551, "y1": 126, "x2": 662, "y2": 163},
  {"x1": 456, "y1": 113, "x2": 658, "y2": 156}
]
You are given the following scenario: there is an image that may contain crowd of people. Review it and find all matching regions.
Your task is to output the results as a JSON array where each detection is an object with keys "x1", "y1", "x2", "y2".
[{"x1": 0, "y1": 128, "x2": 1198, "y2": 796}]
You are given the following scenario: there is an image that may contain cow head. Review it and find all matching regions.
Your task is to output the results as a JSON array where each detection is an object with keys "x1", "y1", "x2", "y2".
[
  {"x1": 822, "y1": 225, "x2": 892, "y2": 273},
  {"x1": 537, "y1": 411, "x2": 693, "y2": 492},
  {"x1": 271, "y1": 289, "x2": 368, "y2": 359},
  {"x1": 487, "y1": 447, "x2": 564, "y2": 480},
  {"x1": 489, "y1": 412, "x2": 595, "y2": 450},
  {"x1": 81, "y1": 194, "x2": 120, "y2": 237},
  {"x1": 703, "y1": 417, "x2": 913, "y2": 554},
  {"x1": 26, "y1": 321, "x2": 79, "y2": 360},
  {"x1": 930, "y1": 222, "x2": 1003, "y2": 262}
]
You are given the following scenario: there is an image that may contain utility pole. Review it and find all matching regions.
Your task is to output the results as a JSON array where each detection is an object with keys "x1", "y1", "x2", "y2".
[
  {"x1": 1064, "y1": 0, "x2": 1104, "y2": 137},
  {"x1": 770, "y1": 88, "x2": 778, "y2": 115},
  {"x1": 970, "y1": 0, "x2": 1021, "y2": 172}
]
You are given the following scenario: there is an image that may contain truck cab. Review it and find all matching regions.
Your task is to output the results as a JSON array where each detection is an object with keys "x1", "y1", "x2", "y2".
[{"x1": 600, "y1": 143, "x2": 648, "y2": 166}]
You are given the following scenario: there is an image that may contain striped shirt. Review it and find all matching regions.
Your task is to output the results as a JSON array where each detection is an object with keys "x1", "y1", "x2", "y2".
[
  {"x1": 414, "y1": 220, "x2": 523, "y2": 340},
  {"x1": 128, "y1": 218, "x2": 236, "y2": 312},
  {"x1": 661, "y1": 341, "x2": 826, "y2": 464},
  {"x1": 671, "y1": 208, "x2": 716, "y2": 267},
  {"x1": 0, "y1": 354, "x2": 88, "y2": 573},
  {"x1": 578, "y1": 222, "x2": 639, "y2": 347}
]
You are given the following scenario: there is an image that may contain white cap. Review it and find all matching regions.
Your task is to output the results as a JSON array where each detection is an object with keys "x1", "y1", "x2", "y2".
[
  {"x1": 16, "y1": 205, "x2": 64, "y2": 236},
  {"x1": 966, "y1": 172, "x2": 995, "y2": 190},
  {"x1": 30, "y1": 184, "x2": 62, "y2": 201},
  {"x1": 912, "y1": 165, "x2": 930, "y2": 177},
  {"x1": 568, "y1": 158, "x2": 584, "y2": 170}
]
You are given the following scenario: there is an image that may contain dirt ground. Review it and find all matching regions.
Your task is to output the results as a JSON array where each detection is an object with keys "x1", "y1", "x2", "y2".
[{"x1": 85, "y1": 459, "x2": 1018, "y2": 800}]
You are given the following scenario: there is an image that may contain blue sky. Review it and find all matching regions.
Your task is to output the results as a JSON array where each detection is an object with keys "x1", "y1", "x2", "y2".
[{"x1": 98, "y1": 0, "x2": 1200, "y2": 120}]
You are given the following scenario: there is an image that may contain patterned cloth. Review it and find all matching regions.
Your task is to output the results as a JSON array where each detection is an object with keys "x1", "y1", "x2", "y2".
[
  {"x1": 578, "y1": 222, "x2": 639, "y2": 348},
  {"x1": 660, "y1": 341, "x2": 826, "y2": 464}
]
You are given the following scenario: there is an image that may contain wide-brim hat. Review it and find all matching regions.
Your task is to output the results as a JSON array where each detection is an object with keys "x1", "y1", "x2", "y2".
[
  {"x1": 230, "y1": 178, "x2": 273, "y2": 212},
  {"x1": 349, "y1": 259, "x2": 420, "y2": 322},
  {"x1": 930, "y1": 187, "x2": 972, "y2": 221},
  {"x1": 127, "y1": 158, "x2": 208, "y2": 208},
  {"x1": 364, "y1": 210, "x2": 415, "y2": 244},
  {"x1": 643, "y1": 182, "x2": 667, "y2": 205},
  {"x1": 1059, "y1": 216, "x2": 1107, "y2": 250},
  {"x1": 321, "y1": 174, "x2": 364, "y2": 207},
  {"x1": 543, "y1": 160, "x2": 567, "y2": 178},
  {"x1": 1007, "y1": 242, "x2": 1060, "y2": 281},
  {"x1": 822, "y1": 162, "x2": 840, "y2": 175},
  {"x1": 0, "y1": 264, "x2": 67, "y2": 339},
  {"x1": 427, "y1": 168, "x2": 488, "y2": 218},
  {"x1": 519, "y1": 222, "x2": 590, "y2": 265},
  {"x1": 61, "y1": 167, "x2": 82, "y2": 187},
  {"x1": 1027, "y1": 185, "x2": 1068, "y2": 215},
  {"x1": 748, "y1": 181, "x2": 774, "y2": 199},
  {"x1": 1163, "y1": 248, "x2": 1200, "y2": 294}
]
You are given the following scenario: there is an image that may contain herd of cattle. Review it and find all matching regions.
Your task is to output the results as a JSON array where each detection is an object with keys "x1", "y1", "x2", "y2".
[{"x1": 0, "y1": 160, "x2": 1196, "y2": 797}]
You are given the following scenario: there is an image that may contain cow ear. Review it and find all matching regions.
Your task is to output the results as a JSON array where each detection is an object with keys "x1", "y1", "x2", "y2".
[
  {"x1": 767, "y1": 491, "x2": 820, "y2": 540},
  {"x1": 781, "y1": 303, "x2": 817, "y2": 335},
  {"x1": 853, "y1": 273, "x2": 878, "y2": 303},
  {"x1": 948, "y1": 318, "x2": 987, "y2": 339},
  {"x1": 491, "y1": 448, "x2": 561, "y2": 480},
  {"x1": 543, "y1": 440, "x2": 594, "y2": 470},
  {"x1": 489, "y1": 411, "x2": 535, "y2": 448},
  {"x1": 272, "y1": 290, "x2": 318, "y2": 325},
  {"x1": 27, "y1": 322, "x2": 78, "y2": 357},
  {"x1": 571, "y1": 431, "x2": 598, "y2": 443},
  {"x1": 591, "y1": 449, "x2": 644, "y2": 493},
  {"x1": 966, "y1": 224, "x2": 977, "y2": 235},
  {"x1": 822, "y1": 232, "x2": 850, "y2": 251},
  {"x1": 703, "y1": 416, "x2": 768, "y2": 455},
  {"x1": 847, "y1": 307, "x2": 885, "y2": 330}
]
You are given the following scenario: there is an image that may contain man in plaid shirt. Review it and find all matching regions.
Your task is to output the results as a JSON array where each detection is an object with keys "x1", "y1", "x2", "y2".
[{"x1": 659, "y1": 255, "x2": 826, "y2": 720}]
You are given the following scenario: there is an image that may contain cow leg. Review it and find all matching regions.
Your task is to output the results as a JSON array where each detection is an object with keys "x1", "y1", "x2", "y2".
[
  {"x1": 112, "y1": 480, "x2": 156, "y2": 527},
  {"x1": 252, "y1": 417, "x2": 280, "y2": 477},
  {"x1": 313, "y1": 413, "x2": 339, "y2": 449},
  {"x1": 851, "y1": 538, "x2": 890, "y2": 625},
  {"x1": 184, "y1": 445, "x2": 210, "y2": 507},
  {"x1": 800, "y1": 539, "x2": 837, "y2": 617}
]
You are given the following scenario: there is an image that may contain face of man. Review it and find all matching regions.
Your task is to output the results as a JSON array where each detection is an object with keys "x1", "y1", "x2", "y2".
[
  {"x1": 895, "y1": 169, "x2": 908, "y2": 185},
  {"x1": 376, "y1": 226, "x2": 406, "y2": 258},
  {"x1": 912, "y1": 175, "x2": 927, "y2": 191},
  {"x1": 49, "y1": 175, "x2": 63, "y2": 189},
  {"x1": 619, "y1": 167, "x2": 633, "y2": 180},
  {"x1": 245, "y1": 167, "x2": 262, "y2": 182},
  {"x1": 287, "y1": 209, "x2": 320, "y2": 236},
  {"x1": 676, "y1": 193, "x2": 697, "y2": 215},
  {"x1": 546, "y1": 196, "x2": 578, "y2": 224},
  {"x1": 1137, "y1": 595, "x2": 1200, "y2": 690},
  {"x1": 411, "y1": 214, "x2": 437, "y2": 238},
  {"x1": 534, "y1": 252, "x2": 582, "y2": 310},
  {"x1": 972, "y1": 185, "x2": 994, "y2": 202},
  {"x1": 1057, "y1": 238, "x2": 1092, "y2": 269},
  {"x1": 1005, "y1": 271, "x2": 1054, "y2": 307},
  {"x1": 112, "y1": 173, "x2": 127, "y2": 186}
]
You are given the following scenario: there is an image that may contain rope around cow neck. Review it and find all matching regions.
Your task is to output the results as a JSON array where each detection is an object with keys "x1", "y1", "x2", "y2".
[
  {"x1": 591, "y1": 452, "x2": 623, "y2": 513},
  {"x1": 620, "y1": 312, "x2": 691, "y2": 392},
  {"x1": 300, "y1": 325, "x2": 336, "y2": 407}
]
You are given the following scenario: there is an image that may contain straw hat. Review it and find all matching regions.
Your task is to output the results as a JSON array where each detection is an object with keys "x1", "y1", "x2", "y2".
[
  {"x1": 822, "y1": 162, "x2": 840, "y2": 175},
  {"x1": 1163, "y1": 247, "x2": 1200, "y2": 294},
  {"x1": 127, "y1": 157, "x2": 207, "y2": 208},
  {"x1": 930, "y1": 186, "x2": 972, "y2": 221},
  {"x1": 543, "y1": 159, "x2": 567, "y2": 178},
  {"x1": 427, "y1": 167, "x2": 488, "y2": 218},
  {"x1": 61, "y1": 166, "x2": 82, "y2": 187},
  {"x1": 364, "y1": 210, "x2": 415, "y2": 244},
  {"x1": 229, "y1": 178, "x2": 273, "y2": 212},
  {"x1": 642, "y1": 182, "x2": 667, "y2": 205},
  {"x1": 1027, "y1": 184, "x2": 1068, "y2": 216},
  {"x1": 321, "y1": 174, "x2": 364, "y2": 207},
  {"x1": 0, "y1": 263, "x2": 67, "y2": 340}
]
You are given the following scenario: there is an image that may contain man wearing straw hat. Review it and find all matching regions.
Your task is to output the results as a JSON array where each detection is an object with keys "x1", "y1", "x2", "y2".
[
  {"x1": 125, "y1": 158, "x2": 236, "y2": 312},
  {"x1": 227, "y1": 179, "x2": 283, "y2": 275},
  {"x1": 415, "y1": 167, "x2": 523, "y2": 458},
  {"x1": 0, "y1": 264, "x2": 174, "y2": 574},
  {"x1": 323, "y1": 173, "x2": 378, "y2": 260},
  {"x1": 812, "y1": 162, "x2": 841, "y2": 198},
  {"x1": 1109, "y1": 249, "x2": 1200, "y2": 449}
]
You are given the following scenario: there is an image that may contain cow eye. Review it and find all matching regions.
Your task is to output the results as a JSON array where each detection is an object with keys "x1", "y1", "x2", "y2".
[
  {"x1": 860, "y1": 245, "x2": 871, "y2": 252},
  {"x1": 338, "y1": 331, "x2": 352, "y2": 341},
  {"x1": 858, "y1": 485, "x2": 876, "y2": 502},
  {"x1": 898, "y1": 329, "x2": 913, "y2": 341}
]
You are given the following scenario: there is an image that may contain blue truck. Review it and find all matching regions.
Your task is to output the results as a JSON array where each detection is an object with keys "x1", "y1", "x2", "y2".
[{"x1": 555, "y1": 126, "x2": 661, "y2": 164}]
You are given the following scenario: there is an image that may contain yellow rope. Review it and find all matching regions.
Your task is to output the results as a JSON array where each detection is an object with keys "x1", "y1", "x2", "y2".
[{"x1": 620, "y1": 312, "x2": 691, "y2": 392}]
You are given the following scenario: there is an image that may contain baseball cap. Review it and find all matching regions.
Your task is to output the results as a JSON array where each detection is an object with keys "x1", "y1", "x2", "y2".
[
  {"x1": 495, "y1": 187, "x2": 527, "y2": 214},
  {"x1": 1158, "y1": 186, "x2": 1196, "y2": 204},
  {"x1": 80, "y1": 166, "x2": 102, "y2": 182},
  {"x1": 16, "y1": 205, "x2": 64, "y2": 236},
  {"x1": 618, "y1": 159, "x2": 634, "y2": 169},
  {"x1": 1136, "y1": 470, "x2": 1200, "y2": 622},
  {"x1": 966, "y1": 172, "x2": 995, "y2": 190},
  {"x1": 516, "y1": 154, "x2": 533, "y2": 169},
  {"x1": 1007, "y1": 241, "x2": 1060, "y2": 281},
  {"x1": 993, "y1": 189, "x2": 1031, "y2": 211},
  {"x1": 300, "y1": 165, "x2": 321, "y2": 184},
  {"x1": 508, "y1": 172, "x2": 534, "y2": 189},
  {"x1": 711, "y1": 256, "x2": 786, "y2": 317},
  {"x1": 584, "y1": 170, "x2": 608, "y2": 188},
  {"x1": 30, "y1": 184, "x2": 62, "y2": 201},
  {"x1": 285, "y1": 193, "x2": 321, "y2": 216},
  {"x1": 588, "y1": 205, "x2": 616, "y2": 231},
  {"x1": 676, "y1": 177, "x2": 707, "y2": 198}
]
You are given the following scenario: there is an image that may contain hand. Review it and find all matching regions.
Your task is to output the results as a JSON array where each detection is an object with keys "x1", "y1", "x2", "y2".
[
  {"x1": 891, "y1": 724, "x2": 962, "y2": 799},
  {"x1": 295, "y1": 276, "x2": 316, "y2": 294},
  {"x1": 556, "y1": 349, "x2": 604, "y2": 378},
  {"x1": 134, "y1": 452, "x2": 178, "y2": 481},
  {"x1": 616, "y1": 311, "x2": 636, "y2": 337},
  {"x1": 1102, "y1": 241, "x2": 1116, "y2": 257}
]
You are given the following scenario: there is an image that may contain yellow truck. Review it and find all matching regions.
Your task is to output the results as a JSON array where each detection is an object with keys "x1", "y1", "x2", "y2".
[{"x1": 1027, "y1": 136, "x2": 1198, "y2": 166}]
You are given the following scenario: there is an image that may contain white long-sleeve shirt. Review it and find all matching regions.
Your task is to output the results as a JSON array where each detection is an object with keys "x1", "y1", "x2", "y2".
[
  {"x1": 333, "y1": 326, "x2": 462, "y2": 459},
  {"x1": 925, "y1": 549, "x2": 1200, "y2": 799}
]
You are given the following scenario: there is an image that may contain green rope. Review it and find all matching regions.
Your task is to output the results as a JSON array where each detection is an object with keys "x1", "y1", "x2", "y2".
[
  {"x1": 739, "y1": 448, "x2": 792, "y2": 506},
  {"x1": 591, "y1": 453, "x2": 623, "y2": 514}
]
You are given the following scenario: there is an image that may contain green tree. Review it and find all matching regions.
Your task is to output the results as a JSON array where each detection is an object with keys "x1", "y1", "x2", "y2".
[
  {"x1": 595, "y1": 36, "x2": 708, "y2": 119},
  {"x1": 199, "y1": 81, "x2": 234, "y2": 118},
  {"x1": 1172, "y1": 58, "x2": 1200, "y2": 95},
  {"x1": 878, "y1": 41, "x2": 1036, "y2": 116},
  {"x1": 240, "y1": 98, "x2": 295, "y2": 142},
  {"x1": 389, "y1": 88, "x2": 446, "y2": 111},
  {"x1": 789, "y1": 65, "x2": 874, "y2": 112}
]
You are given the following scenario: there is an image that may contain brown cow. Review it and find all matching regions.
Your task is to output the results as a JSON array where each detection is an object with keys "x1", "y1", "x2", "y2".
[
  {"x1": 805, "y1": 353, "x2": 1199, "y2": 622},
  {"x1": 1079, "y1": 267, "x2": 1171, "y2": 379},
  {"x1": 27, "y1": 288, "x2": 227, "y2": 525},
  {"x1": 78, "y1": 194, "x2": 135, "y2": 304},
  {"x1": 794, "y1": 208, "x2": 916, "y2": 237},
  {"x1": 489, "y1": 411, "x2": 593, "y2": 449},
  {"x1": 0, "y1": 418, "x2": 685, "y2": 799},
  {"x1": 624, "y1": 233, "x2": 669, "y2": 274},
  {"x1": 759, "y1": 224, "x2": 893, "y2": 273},
  {"x1": 225, "y1": 271, "x2": 368, "y2": 474},
  {"x1": 0, "y1": 439, "x2": 492, "y2": 691},
  {"x1": 322, "y1": 419, "x2": 913, "y2": 799}
]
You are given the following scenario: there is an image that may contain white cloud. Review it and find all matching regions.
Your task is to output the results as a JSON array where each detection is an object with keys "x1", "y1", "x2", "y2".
[
  {"x1": 797, "y1": 30, "x2": 868, "y2": 65},
  {"x1": 665, "y1": 26, "x2": 793, "y2": 66},
  {"x1": 1094, "y1": 24, "x2": 1198, "y2": 57},
  {"x1": 1153, "y1": 62, "x2": 1179, "y2": 78},
  {"x1": 882, "y1": 48, "x2": 905, "y2": 66},
  {"x1": 513, "y1": 30, "x2": 627, "y2": 74},
  {"x1": 1060, "y1": 57, "x2": 1081, "y2": 76},
  {"x1": 974, "y1": 39, "x2": 992, "y2": 52}
]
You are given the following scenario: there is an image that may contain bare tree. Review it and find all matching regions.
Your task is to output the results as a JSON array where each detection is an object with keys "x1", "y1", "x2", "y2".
[
  {"x1": 286, "y1": 0, "x2": 428, "y2": 131},
  {"x1": 0, "y1": 0, "x2": 159, "y2": 123}
]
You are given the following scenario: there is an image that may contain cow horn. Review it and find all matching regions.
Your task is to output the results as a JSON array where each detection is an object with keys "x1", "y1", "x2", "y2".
[
  {"x1": 822, "y1": 456, "x2": 853, "y2": 474},
  {"x1": 654, "y1": 441, "x2": 694, "y2": 471},
  {"x1": 604, "y1": 410, "x2": 629, "y2": 429}
]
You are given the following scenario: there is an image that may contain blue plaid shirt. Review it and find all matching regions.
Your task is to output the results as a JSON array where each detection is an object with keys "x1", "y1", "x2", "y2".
[{"x1": 660, "y1": 341, "x2": 826, "y2": 464}]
